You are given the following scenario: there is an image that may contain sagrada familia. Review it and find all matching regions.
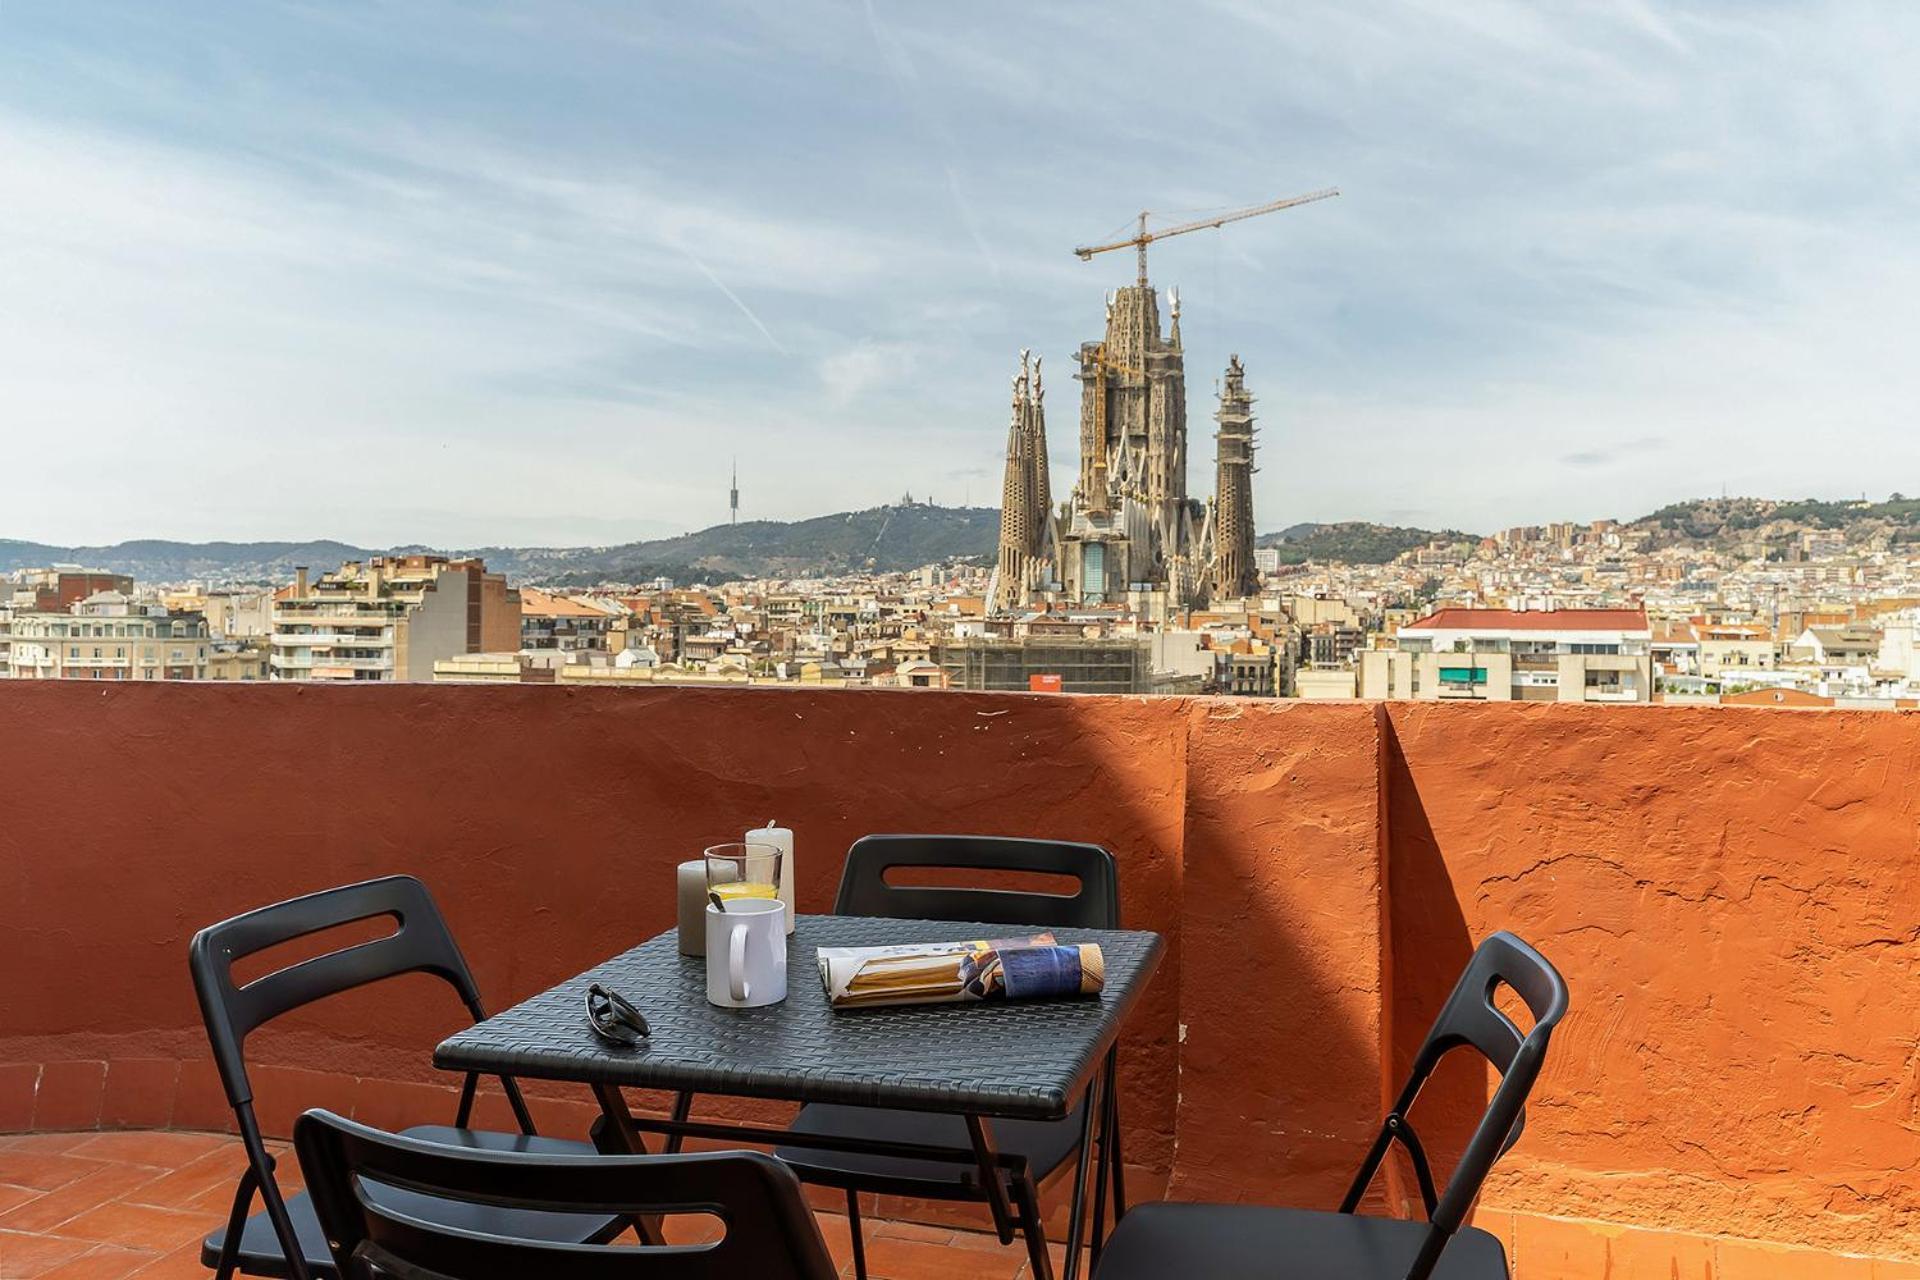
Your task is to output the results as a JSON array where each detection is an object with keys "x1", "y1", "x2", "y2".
[{"x1": 991, "y1": 277, "x2": 1260, "y2": 615}]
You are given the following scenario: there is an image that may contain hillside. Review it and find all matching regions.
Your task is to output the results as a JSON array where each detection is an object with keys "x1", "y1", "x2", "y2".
[
  {"x1": 536, "y1": 503, "x2": 999, "y2": 585},
  {"x1": 1256, "y1": 521, "x2": 1475, "y2": 565},
  {"x1": 0, "y1": 504, "x2": 1001, "y2": 586},
  {"x1": 1627, "y1": 495, "x2": 1920, "y2": 552}
]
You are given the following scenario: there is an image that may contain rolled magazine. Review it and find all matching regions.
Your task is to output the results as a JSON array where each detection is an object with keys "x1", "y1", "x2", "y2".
[{"x1": 818, "y1": 932, "x2": 1106, "y2": 1010}]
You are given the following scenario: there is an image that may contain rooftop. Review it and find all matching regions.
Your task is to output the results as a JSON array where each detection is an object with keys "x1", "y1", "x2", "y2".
[{"x1": 1402, "y1": 607, "x2": 1651, "y2": 632}]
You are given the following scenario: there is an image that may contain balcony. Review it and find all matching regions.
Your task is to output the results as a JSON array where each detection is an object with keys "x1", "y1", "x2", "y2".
[
  {"x1": 267, "y1": 631, "x2": 394, "y2": 647},
  {"x1": 2, "y1": 682, "x2": 1917, "y2": 1277}
]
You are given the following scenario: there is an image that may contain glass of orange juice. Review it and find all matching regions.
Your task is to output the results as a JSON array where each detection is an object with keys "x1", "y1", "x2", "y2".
[{"x1": 705, "y1": 841, "x2": 783, "y2": 906}]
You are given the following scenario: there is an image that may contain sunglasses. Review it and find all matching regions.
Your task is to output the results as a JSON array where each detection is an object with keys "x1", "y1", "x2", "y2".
[{"x1": 585, "y1": 982, "x2": 650, "y2": 1045}]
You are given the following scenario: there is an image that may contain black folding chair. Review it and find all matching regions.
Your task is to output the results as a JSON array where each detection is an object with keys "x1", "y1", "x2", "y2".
[
  {"x1": 189, "y1": 875, "x2": 623, "y2": 1279},
  {"x1": 1092, "y1": 930, "x2": 1568, "y2": 1280},
  {"x1": 768, "y1": 834, "x2": 1124, "y2": 1280},
  {"x1": 295, "y1": 1109, "x2": 837, "y2": 1279}
]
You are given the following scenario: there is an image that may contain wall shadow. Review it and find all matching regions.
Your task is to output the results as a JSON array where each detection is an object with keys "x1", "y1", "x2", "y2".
[{"x1": 1381, "y1": 708, "x2": 1482, "y2": 1203}]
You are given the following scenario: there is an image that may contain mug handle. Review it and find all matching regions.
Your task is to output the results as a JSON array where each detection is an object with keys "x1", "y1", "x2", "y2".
[{"x1": 729, "y1": 922, "x2": 751, "y2": 1003}]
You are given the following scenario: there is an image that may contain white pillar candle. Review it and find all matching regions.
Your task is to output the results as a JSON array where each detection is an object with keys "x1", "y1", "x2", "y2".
[
  {"x1": 746, "y1": 820, "x2": 796, "y2": 934},
  {"x1": 676, "y1": 859, "x2": 709, "y2": 955}
]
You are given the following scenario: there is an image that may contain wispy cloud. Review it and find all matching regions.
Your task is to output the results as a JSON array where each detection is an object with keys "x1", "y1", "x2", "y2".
[
  {"x1": 0, "y1": 1, "x2": 1916, "y2": 543},
  {"x1": 861, "y1": 0, "x2": 1001, "y2": 281},
  {"x1": 679, "y1": 248, "x2": 789, "y2": 356}
]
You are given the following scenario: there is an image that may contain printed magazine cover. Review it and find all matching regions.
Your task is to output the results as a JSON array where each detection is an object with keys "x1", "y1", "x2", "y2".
[{"x1": 818, "y1": 933, "x2": 1106, "y2": 1010}]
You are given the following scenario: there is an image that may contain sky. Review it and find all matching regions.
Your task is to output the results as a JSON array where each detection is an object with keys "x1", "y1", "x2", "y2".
[{"x1": 2, "y1": 1, "x2": 1918, "y2": 547}]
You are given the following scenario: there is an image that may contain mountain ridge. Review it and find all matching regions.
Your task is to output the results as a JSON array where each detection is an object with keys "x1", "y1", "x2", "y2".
[{"x1": 8, "y1": 494, "x2": 1912, "y2": 584}]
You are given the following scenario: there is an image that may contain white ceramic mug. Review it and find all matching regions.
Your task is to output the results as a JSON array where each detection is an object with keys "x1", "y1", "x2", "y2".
[{"x1": 705, "y1": 897, "x2": 787, "y2": 1008}]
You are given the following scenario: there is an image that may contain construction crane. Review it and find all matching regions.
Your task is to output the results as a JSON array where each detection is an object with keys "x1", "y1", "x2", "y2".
[{"x1": 1074, "y1": 187, "x2": 1339, "y2": 287}]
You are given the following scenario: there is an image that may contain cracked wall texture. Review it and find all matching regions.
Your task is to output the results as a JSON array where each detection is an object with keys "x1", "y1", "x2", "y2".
[{"x1": 1387, "y1": 701, "x2": 1920, "y2": 1259}]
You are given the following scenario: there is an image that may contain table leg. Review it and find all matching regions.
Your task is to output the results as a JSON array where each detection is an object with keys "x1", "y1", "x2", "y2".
[
  {"x1": 662, "y1": 1092, "x2": 693, "y2": 1154},
  {"x1": 589, "y1": 1083, "x2": 665, "y2": 1245},
  {"x1": 965, "y1": 1114, "x2": 1019, "y2": 1245},
  {"x1": 1061, "y1": 1072, "x2": 1105, "y2": 1280}
]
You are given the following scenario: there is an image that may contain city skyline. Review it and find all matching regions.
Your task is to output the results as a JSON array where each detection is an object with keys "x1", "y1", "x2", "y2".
[{"x1": 5, "y1": 2, "x2": 1918, "y2": 547}]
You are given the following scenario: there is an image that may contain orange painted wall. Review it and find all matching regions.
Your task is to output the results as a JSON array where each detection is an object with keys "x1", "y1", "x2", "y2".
[
  {"x1": 1386, "y1": 701, "x2": 1920, "y2": 1259},
  {"x1": 3, "y1": 684, "x2": 1918, "y2": 1263}
]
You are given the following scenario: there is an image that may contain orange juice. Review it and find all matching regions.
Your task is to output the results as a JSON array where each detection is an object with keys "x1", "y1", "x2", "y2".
[{"x1": 710, "y1": 881, "x2": 778, "y2": 902}]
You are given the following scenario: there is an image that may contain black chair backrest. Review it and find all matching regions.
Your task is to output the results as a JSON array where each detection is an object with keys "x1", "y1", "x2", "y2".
[
  {"x1": 835, "y1": 835, "x2": 1118, "y2": 929},
  {"x1": 1340, "y1": 930, "x2": 1569, "y2": 1280},
  {"x1": 190, "y1": 876, "x2": 535, "y2": 1280},
  {"x1": 295, "y1": 1109, "x2": 840, "y2": 1280},
  {"x1": 190, "y1": 875, "x2": 490, "y2": 1110}
]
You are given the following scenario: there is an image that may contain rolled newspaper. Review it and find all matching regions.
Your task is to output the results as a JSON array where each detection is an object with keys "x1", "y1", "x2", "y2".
[{"x1": 818, "y1": 933, "x2": 1106, "y2": 1010}]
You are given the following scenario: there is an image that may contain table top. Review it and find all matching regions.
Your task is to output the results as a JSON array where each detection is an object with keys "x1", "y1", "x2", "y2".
[{"x1": 436, "y1": 915, "x2": 1164, "y2": 1121}]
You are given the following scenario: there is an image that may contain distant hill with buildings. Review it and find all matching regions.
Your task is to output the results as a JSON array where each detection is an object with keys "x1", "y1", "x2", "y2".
[
  {"x1": 0, "y1": 503, "x2": 1005, "y2": 586},
  {"x1": 0, "y1": 538, "x2": 374, "y2": 584},
  {"x1": 531, "y1": 503, "x2": 1002, "y2": 584},
  {"x1": 14, "y1": 494, "x2": 1912, "y2": 586},
  {"x1": 1257, "y1": 521, "x2": 1477, "y2": 565},
  {"x1": 1628, "y1": 496, "x2": 1920, "y2": 551}
]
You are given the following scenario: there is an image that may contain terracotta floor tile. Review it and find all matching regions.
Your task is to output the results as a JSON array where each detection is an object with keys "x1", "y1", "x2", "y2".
[
  {"x1": 0, "y1": 1157, "x2": 106, "y2": 1197},
  {"x1": 0, "y1": 1191, "x2": 41, "y2": 1219},
  {"x1": 861, "y1": 1235, "x2": 1026, "y2": 1280},
  {"x1": 34, "y1": 1246, "x2": 158, "y2": 1280},
  {"x1": 116, "y1": 1148, "x2": 248, "y2": 1212},
  {"x1": 0, "y1": 1229, "x2": 94, "y2": 1279},
  {"x1": 0, "y1": 1139, "x2": 94, "y2": 1159},
  {"x1": 121, "y1": 1243, "x2": 207, "y2": 1279},
  {"x1": 36, "y1": 1203, "x2": 208, "y2": 1254},
  {"x1": 0, "y1": 1166, "x2": 166, "y2": 1236},
  {"x1": 61, "y1": 1136, "x2": 223, "y2": 1173},
  {"x1": 812, "y1": 1211, "x2": 857, "y2": 1272},
  {"x1": 658, "y1": 1212, "x2": 725, "y2": 1245},
  {"x1": 872, "y1": 1218, "x2": 957, "y2": 1245}
]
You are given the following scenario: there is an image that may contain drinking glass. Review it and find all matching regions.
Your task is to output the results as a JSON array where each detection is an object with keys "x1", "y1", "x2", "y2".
[{"x1": 705, "y1": 841, "x2": 783, "y2": 906}]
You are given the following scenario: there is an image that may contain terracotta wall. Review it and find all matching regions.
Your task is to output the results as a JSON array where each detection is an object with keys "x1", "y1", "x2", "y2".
[
  {"x1": 2, "y1": 683, "x2": 1917, "y2": 1267},
  {"x1": 1385, "y1": 701, "x2": 1920, "y2": 1262}
]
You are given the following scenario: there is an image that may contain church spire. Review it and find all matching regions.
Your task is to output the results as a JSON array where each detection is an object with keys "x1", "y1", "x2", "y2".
[
  {"x1": 1211, "y1": 354, "x2": 1259, "y2": 600},
  {"x1": 993, "y1": 354, "x2": 1037, "y2": 613}
]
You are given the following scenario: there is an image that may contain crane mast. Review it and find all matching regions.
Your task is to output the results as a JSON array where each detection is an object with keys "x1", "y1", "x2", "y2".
[{"x1": 1074, "y1": 187, "x2": 1339, "y2": 286}]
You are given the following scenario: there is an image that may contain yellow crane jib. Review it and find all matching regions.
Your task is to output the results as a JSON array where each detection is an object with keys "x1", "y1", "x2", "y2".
[{"x1": 1072, "y1": 187, "x2": 1339, "y2": 287}]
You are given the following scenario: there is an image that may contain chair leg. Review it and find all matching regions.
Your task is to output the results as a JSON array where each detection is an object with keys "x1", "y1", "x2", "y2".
[
  {"x1": 212, "y1": 1164, "x2": 260, "y2": 1280},
  {"x1": 846, "y1": 1188, "x2": 868, "y2": 1280}
]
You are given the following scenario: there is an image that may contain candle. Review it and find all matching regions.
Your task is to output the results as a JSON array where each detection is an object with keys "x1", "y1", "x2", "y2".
[
  {"x1": 676, "y1": 860, "x2": 709, "y2": 955},
  {"x1": 746, "y1": 820, "x2": 795, "y2": 934}
]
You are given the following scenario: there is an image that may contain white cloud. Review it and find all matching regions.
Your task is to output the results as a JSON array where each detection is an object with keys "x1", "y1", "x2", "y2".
[{"x1": 2, "y1": 1, "x2": 1918, "y2": 545}]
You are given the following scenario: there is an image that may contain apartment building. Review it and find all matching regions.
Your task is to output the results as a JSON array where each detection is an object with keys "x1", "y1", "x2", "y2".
[
  {"x1": 9, "y1": 568, "x2": 134, "y2": 612},
  {"x1": 270, "y1": 556, "x2": 520, "y2": 682},
  {"x1": 1358, "y1": 607, "x2": 1653, "y2": 702},
  {"x1": 519, "y1": 588, "x2": 618, "y2": 652},
  {"x1": 7, "y1": 591, "x2": 209, "y2": 680},
  {"x1": 1694, "y1": 621, "x2": 1775, "y2": 677}
]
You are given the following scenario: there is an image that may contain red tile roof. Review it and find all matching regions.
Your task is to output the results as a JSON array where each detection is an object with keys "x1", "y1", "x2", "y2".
[{"x1": 1403, "y1": 608, "x2": 1649, "y2": 631}]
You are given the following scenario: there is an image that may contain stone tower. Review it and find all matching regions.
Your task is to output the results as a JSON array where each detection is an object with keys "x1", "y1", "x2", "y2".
[
  {"x1": 1211, "y1": 354, "x2": 1259, "y2": 600},
  {"x1": 1060, "y1": 280, "x2": 1198, "y2": 608},
  {"x1": 994, "y1": 281, "x2": 1263, "y2": 615},
  {"x1": 992, "y1": 350, "x2": 1054, "y2": 612}
]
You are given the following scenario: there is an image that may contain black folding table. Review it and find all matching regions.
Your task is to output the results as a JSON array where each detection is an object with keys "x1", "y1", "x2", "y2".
[{"x1": 436, "y1": 914, "x2": 1164, "y2": 1280}]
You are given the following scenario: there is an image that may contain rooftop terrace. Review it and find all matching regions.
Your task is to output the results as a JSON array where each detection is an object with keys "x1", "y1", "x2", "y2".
[{"x1": 4, "y1": 682, "x2": 1918, "y2": 1277}]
